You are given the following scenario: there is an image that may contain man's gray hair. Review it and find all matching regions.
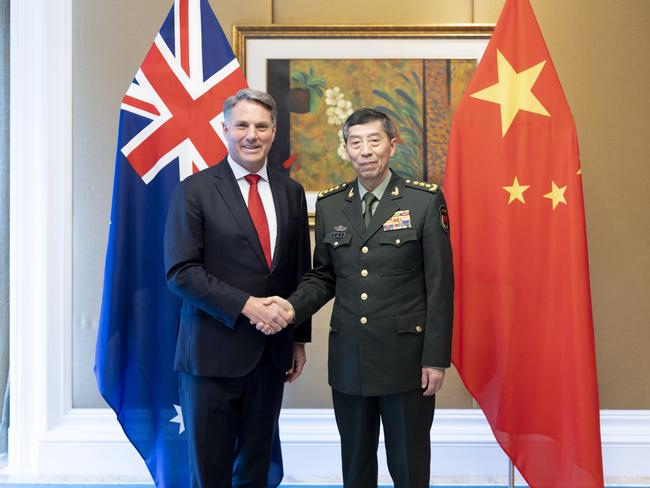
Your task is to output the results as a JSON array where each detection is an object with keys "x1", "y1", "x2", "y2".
[
  {"x1": 342, "y1": 108, "x2": 396, "y2": 143},
  {"x1": 223, "y1": 88, "x2": 278, "y2": 126}
]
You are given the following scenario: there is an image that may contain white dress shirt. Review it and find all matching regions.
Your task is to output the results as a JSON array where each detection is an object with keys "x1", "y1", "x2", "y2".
[{"x1": 227, "y1": 156, "x2": 277, "y2": 260}]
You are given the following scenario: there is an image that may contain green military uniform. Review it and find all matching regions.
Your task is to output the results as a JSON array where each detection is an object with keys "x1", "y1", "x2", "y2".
[{"x1": 288, "y1": 169, "x2": 454, "y2": 487}]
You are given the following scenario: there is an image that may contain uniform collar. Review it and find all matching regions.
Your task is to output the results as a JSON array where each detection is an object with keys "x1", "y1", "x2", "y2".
[{"x1": 357, "y1": 170, "x2": 393, "y2": 202}]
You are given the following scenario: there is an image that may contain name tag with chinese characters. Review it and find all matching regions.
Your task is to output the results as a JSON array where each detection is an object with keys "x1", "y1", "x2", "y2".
[{"x1": 383, "y1": 210, "x2": 412, "y2": 231}]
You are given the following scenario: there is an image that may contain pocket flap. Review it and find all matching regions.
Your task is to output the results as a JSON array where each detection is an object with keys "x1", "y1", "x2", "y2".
[
  {"x1": 396, "y1": 311, "x2": 426, "y2": 335},
  {"x1": 323, "y1": 232, "x2": 352, "y2": 248},
  {"x1": 379, "y1": 228, "x2": 417, "y2": 247}
]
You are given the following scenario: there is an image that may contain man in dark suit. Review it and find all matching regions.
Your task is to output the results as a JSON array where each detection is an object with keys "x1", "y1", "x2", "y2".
[
  {"x1": 164, "y1": 88, "x2": 311, "y2": 487},
  {"x1": 262, "y1": 109, "x2": 454, "y2": 488}
]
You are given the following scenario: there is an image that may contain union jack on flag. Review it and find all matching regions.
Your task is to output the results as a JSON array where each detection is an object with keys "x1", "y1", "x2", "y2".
[
  {"x1": 120, "y1": 0, "x2": 246, "y2": 184},
  {"x1": 95, "y1": 1, "x2": 282, "y2": 487}
]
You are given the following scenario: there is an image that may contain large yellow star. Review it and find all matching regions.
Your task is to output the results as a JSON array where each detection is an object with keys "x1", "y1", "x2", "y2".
[
  {"x1": 543, "y1": 181, "x2": 567, "y2": 210},
  {"x1": 502, "y1": 176, "x2": 530, "y2": 204},
  {"x1": 471, "y1": 49, "x2": 550, "y2": 136}
]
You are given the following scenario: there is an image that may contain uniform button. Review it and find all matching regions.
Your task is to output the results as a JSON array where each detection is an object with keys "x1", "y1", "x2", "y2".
[
  {"x1": 395, "y1": 238, "x2": 401, "y2": 245},
  {"x1": 415, "y1": 325, "x2": 423, "y2": 333},
  {"x1": 360, "y1": 292, "x2": 368, "y2": 300},
  {"x1": 360, "y1": 317, "x2": 367, "y2": 325},
  {"x1": 361, "y1": 246, "x2": 369, "y2": 254},
  {"x1": 361, "y1": 269, "x2": 368, "y2": 277},
  {"x1": 334, "y1": 241, "x2": 339, "y2": 246}
]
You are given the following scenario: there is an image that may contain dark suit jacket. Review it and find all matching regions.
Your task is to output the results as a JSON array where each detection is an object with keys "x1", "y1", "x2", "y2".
[
  {"x1": 288, "y1": 170, "x2": 453, "y2": 396},
  {"x1": 164, "y1": 159, "x2": 312, "y2": 378}
]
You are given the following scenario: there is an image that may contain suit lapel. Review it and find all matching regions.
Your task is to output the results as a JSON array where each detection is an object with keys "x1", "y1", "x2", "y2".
[
  {"x1": 213, "y1": 161, "x2": 269, "y2": 270},
  {"x1": 269, "y1": 169, "x2": 288, "y2": 271}
]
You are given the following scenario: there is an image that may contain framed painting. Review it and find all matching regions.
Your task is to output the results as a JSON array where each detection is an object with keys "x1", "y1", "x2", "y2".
[{"x1": 232, "y1": 25, "x2": 494, "y2": 217}]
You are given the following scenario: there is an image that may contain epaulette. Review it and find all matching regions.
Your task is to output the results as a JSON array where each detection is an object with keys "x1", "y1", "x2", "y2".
[
  {"x1": 405, "y1": 179, "x2": 439, "y2": 193},
  {"x1": 317, "y1": 182, "x2": 348, "y2": 199}
]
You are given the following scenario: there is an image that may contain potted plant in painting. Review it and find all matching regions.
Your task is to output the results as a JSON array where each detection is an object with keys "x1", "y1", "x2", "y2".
[{"x1": 288, "y1": 67, "x2": 326, "y2": 113}]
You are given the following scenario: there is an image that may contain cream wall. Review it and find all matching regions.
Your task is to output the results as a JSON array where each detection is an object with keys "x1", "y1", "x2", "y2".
[{"x1": 72, "y1": 0, "x2": 650, "y2": 409}]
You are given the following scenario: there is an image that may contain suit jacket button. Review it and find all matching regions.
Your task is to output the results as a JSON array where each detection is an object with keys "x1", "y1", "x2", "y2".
[
  {"x1": 360, "y1": 317, "x2": 368, "y2": 325},
  {"x1": 360, "y1": 292, "x2": 368, "y2": 300},
  {"x1": 361, "y1": 246, "x2": 369, "y2": 254},
  {"x1": 415, "y1": 325, "x2": 423, "y2": 333}
]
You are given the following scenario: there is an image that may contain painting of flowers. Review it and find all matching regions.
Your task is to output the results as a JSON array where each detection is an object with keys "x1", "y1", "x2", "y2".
[{"x1": 267, "y1": 58, "x2": 476, "y2": 191}]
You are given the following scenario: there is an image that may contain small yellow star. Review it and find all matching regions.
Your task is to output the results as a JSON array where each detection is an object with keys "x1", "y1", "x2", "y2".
[
  {"x1": 471, "y1": 49, "x2": 550, "y2": 136},
  {"x1": 543, "y1": 181, "x2": 568, "y2": 210},
  {"x1": 502, "y1": 176, "x2": 530, "y2": 204}
]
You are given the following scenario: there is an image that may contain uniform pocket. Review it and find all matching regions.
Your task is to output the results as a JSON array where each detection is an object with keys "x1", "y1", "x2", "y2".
[
  {"x1": 322, "y1": 233, "x2": 353, "y2": 277},
  {"x1": 379, "y1": 228, "x2": 421, "y2": 275},
  {"x1": 396, "y1": 311, "x2": 426, "y2": 335}
]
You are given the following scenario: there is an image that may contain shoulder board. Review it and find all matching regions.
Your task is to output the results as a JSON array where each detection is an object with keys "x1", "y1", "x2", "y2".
[
  {"x1": 317, "y1": 182, "x2": 348, "y2": 199},
  {"x1": 404, "y1": 179, "x2": 439, "y2": 193}
]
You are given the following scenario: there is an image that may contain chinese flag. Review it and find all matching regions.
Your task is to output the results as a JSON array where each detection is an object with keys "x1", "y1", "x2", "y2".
[{"x1": 444, "y1": 0, "x2": 604, "y2": 486}]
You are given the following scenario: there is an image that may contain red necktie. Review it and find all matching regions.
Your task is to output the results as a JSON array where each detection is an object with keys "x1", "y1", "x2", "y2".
[{"x1": 244, "y1": 174, "x2": 272, "y2": 269}]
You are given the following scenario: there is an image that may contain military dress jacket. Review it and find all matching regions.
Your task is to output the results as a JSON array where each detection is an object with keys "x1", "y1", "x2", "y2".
[{"x1": 289, "y1": 170, "x2": 454, "y2": 396}]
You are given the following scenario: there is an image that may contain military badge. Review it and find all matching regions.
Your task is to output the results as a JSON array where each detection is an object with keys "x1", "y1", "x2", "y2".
[
  {"x1": 439, "y1": 205, "x2": 449, "y2": 233},
  {"x1": 383, "y1": 210, "x2": 412, "y2": 231},
  {"x1": 334, "y1": 225, "x2": 347, "y2": 232}
]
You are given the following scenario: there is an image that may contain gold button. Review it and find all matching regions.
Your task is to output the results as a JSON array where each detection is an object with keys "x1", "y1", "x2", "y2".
[
  {"x1": 360, "y1": 317, "x2": 367, "y2": 325},
  {"x1": 395, "y1": 238, "x2": 401, "y2": 244},
  {"x1": 334, "y1": 241, "x2": 339, "y2": 246},
  {"x1": 361, "y1": 292, "x2": 368, "y2": 300},
  {"x1": 361, "y1": 246, "x2": 369, "y2": 254},
  {"x1": 415, "y1": 325, "x2": 423, "y2": 333},
  {"x1": 361, "y1": 269, "x2": 368, "y2": 277}
]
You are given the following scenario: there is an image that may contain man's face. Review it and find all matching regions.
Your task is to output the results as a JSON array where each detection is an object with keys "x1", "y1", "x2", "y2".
[
  {"x1": 344, "y1": 120, "x2": 396, "y2": 189},
  {"x1": 222, "y1": 100, "x2": 276, "y2": 172}
]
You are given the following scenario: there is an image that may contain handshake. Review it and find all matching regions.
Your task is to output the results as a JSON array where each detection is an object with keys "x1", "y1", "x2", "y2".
[{"x1": 242, "y1": 295, "x2": 296, "y2": 335}]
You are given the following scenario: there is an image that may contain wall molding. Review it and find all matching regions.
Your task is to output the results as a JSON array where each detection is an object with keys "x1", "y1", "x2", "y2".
[
  {"x1": 9, "y1": 0, "x2": 72, "y2": 471},
  {"x1": 2, "y1": 409, "x2": 650, "y2": 484}
]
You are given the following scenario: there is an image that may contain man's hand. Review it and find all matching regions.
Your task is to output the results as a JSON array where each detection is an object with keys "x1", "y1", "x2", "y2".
[
  {"x1": 421, "y1": 367, "x2": 445, "y2": 396},
  {"x1": 255, "y1": 296, "x2": 296, "y2": 335},
  {"x1": 242, "y1": 296, "x2": 291, "y2": 334},
  {"x1": 263, "y1": 296, "x2": 295, "y2": 321},
  {"x1": 285, "y1": 343, "x2": 306, "y2": 383}
]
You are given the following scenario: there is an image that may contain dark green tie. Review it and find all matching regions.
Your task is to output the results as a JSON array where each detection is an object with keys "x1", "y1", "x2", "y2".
[{"x1": 362, "y1": 192, "x2": 377, "y2": 229}]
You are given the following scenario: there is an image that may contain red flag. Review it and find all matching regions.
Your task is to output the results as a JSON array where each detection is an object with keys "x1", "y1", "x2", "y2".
[{"x1": 444, "y1": 0, "x2": 604, "y2": 486}]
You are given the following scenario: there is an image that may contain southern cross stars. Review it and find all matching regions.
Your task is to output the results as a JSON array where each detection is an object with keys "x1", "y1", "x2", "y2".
[
  {"x1": 471, "y1": 49, "x2": 550, "y2": 136},
  {"x1": 170, "y1": 403, "x2": 185, "y2": 434}
]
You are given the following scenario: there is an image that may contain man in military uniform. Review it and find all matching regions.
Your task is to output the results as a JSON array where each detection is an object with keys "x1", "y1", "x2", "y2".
[{"x1": 261, "y1": 108, "x2": 454, "y2": 487}]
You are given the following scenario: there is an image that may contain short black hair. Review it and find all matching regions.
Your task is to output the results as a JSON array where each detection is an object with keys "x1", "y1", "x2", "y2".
[{"x1": 342, "y1": 108, "x2": 396, "y2": 142}]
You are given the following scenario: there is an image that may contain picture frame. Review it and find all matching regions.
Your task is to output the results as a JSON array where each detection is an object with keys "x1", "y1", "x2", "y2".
[{"x1": 232, "y1": 25, "x2": 494, "y2": 219}]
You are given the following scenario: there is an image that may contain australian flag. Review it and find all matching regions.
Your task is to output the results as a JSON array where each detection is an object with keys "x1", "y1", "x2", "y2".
[{"x1": 94, "y1": 1, "x2": 283, "y2": 486}]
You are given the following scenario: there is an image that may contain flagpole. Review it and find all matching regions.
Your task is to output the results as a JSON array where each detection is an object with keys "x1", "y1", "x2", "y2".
[{"x1": 509, "y1": 459, "x2": 515, "y2": 488}]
